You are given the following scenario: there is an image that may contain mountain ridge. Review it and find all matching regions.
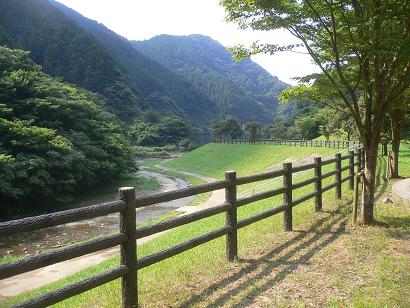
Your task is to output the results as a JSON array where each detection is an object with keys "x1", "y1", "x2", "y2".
[
  {"x1": 133, "y1": 34, "x2": 289, "y2": 123},
  {"x1": 0, "y1": 0, "x2": 289, "y2": 128}
]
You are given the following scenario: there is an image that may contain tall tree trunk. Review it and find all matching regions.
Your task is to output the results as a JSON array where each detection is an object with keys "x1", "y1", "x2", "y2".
[
  {"x1": 389, "y1": 111, "x2": 404, "y2": 178},
  {"x1": 360, "y1": 140, "x2": 379, "y2": 224}
]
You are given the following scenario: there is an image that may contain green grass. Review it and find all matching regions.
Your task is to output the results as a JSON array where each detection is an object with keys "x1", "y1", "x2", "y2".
[
  {"x1": 3, "y1": 144, "x2": 409, "y2": 307},
  {"x1": 398, "y1": 146, "x2": 410, "y2": 176},
  {"x1": 162, "y1": 143, "x2": 337, "y2": 179},
  {"x1": 131, "y1": 145, "x2": 178, "y2": 158}
]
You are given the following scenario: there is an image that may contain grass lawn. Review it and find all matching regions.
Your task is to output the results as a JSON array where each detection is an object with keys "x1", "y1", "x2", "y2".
[
  {"x1": 3, "y1": 144, "x2": 409, "y2": 307},
  {"x1": 162, "y1": 143, "x2": 338, "y2": 179}
]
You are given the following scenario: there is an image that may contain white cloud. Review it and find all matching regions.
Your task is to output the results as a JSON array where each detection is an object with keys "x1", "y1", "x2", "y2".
[{"x1": 56, "y1": 0, "x2": 320, "y2": 84}]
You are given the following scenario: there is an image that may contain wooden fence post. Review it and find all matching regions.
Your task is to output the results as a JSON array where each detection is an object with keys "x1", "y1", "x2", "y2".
[
  {"x1": 349, "y1": 150, "x2": 355, "y2": 190},
  {"x1": 225, "y1": 171, "x2": 237, "y2": 261},
  {"x1": 283, "y1": 162, "x2": 293, "y2": 231},
  {"x1": 383, "y1": 143, "x2": 388, "y2": 156},
  {"x1": 335, "y1": 153, "x2": 342, "y2": 199},
  {"x1": 361, "y1": 149, "x2": 365, "y2": 170},
  {"x1": 119, "y1": 187, "x2": 137, "y2": 308},
  {"x1": 353, "y1": 172, "x2": 362, "y2": 224},
  {"x1": 357, "y1": 148, "x2": 362, "y2": 174},
  {"x1": 314, "y1": 157, "x2": 322, "y2": 211}
]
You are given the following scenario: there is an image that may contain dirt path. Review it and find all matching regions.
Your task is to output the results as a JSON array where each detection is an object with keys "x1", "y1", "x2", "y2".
[
  {"x1": 0, "y1": 167, "x2": 223, "y2": 299},
  {"x1": 153, "y1": 164, "x2": 225, "y2": 214}
]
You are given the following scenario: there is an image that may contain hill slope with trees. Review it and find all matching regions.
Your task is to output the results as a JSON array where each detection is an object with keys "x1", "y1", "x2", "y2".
[
  {"x1": 0, "y1": 0, "x2": 142, "y2": 121},
  {"x1": 0, "y1": 45, "x2": 131, "y2": 217},
  {"x1": 0, "y1": 0, "x2": 219, "y2": 125},
  {"x1": 0, "y1": 0, "x2": 291, "y2": 132},
  {"x1": 49, "y1": 0, "x2": 219, "y2": 125},
  {"x1": 133, "y1": 34, "x2": 289, "y2": 123}
]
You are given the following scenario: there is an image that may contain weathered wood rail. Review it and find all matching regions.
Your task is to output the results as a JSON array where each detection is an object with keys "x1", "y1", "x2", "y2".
[
  {"x1": 214, "y1": 138, "x2": 360, "y2": 148},
  {"x1": 0, "y1": 149, "x2": 365, "y2": 307}
]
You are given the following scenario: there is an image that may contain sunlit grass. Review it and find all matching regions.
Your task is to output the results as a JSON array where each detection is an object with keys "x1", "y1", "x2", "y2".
[{"x1": 3, "y1": 144, "x2": 409, "y2": 307}]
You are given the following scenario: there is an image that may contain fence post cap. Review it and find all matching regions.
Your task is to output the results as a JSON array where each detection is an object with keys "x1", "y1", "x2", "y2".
[
  {"x1": 119, "y1": 187, "x2": 135, "y2": 192},
  {"x1": 283, "y1": 161, "x2": 292, "y2": 168},
  {"x1": 119, "y1": 187, "x2": 135, "y2": 199}
]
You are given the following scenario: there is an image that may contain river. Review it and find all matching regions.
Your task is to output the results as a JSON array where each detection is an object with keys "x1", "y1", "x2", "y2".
[{"x1": 0, "y1": 163, "x2": 193, "y2": 259}]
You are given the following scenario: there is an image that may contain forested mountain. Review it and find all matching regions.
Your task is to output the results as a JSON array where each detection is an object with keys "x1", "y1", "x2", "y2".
[
  {"x1": 0, "y1": 0, "x2": 289, "y2": 127},
  {"x1": 0, "y1": 45, "x2": 131, "y2": 217},
  {"x1": 133, "y1": 35, "x2": 289, "y2": 123},
  {"x1": 49, "y1": 1, "x2": 218, "y2": 125},
  {"x1": 0, "y1": 0, "x2": 218, "y2": 125},
  {"x1": 0, "y1": 0, "x2": 141, "y2": 121}
]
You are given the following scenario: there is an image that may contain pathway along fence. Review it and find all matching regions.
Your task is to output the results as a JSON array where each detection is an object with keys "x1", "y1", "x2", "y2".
[
  {"x1": 214, "y1": 138, "x2": 360, "y2": 148},
  {"x1": 0, "y1": 149, "x2": 365, "y2": 307}
]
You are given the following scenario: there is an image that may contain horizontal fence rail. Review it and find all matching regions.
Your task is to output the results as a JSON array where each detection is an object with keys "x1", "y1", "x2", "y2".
[
  {"x1": 0, "y1": 148, "x2": 364, "y2": 307},
  {"x1": 214, "y1": 138, "x2": 360, "y2": 149}
]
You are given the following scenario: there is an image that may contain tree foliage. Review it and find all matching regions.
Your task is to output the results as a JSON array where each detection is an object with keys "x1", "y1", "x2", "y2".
[
  {"x1": 133, "y1": 34, "x2": 289, "y2": 124},
  {"x1": 0, "y1": 45, "x2": 132, "y2": 217},
  {"x1": 244, "y1": 121, "x2": 262, "y2": 140},
  {"x1": 222, "y1": 0, "x2": 410, "y2": 223},
  {"x1": 132, "y1": 111, "x2": 193, "y2": 148},
  {"x1": 212, "y1": 117, "x2": 242, "y2": 139}
]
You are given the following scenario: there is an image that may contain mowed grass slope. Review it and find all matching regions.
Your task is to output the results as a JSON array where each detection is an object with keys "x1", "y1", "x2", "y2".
[
  {"x1": 163, "y1": 143, "x2": 337, "y2": 178},
  {"x1": 4, "y1": 144, "x2": 409, "y2": 307}
]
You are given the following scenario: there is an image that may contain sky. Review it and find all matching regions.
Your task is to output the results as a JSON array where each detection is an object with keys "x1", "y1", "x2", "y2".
[{"x1": 56, "y1": 0, "x2": 320, "y2": 85}]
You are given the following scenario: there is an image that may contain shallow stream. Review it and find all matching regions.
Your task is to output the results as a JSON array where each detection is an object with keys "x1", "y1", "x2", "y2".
[{"x1": 0, "y1": 161, "x2": 193, "y2": 258}]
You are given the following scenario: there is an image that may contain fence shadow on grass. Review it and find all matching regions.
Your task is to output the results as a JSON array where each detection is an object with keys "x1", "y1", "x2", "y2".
[{"x1": 180, "y1": 204, "x2": 349, "y2": 307}]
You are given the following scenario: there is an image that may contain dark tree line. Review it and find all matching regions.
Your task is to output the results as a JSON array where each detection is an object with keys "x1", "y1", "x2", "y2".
[{"x1": 0, "y1": 45, "x2": 132, "y2": 218}]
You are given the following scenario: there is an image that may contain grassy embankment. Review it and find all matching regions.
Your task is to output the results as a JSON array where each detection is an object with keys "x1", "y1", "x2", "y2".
[{"x1": 4, "y1": 144, "x2": 409, "y2": 307}]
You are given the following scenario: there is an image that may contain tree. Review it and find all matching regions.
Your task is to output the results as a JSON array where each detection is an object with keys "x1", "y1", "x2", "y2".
[
  {"x1": 264, "y1": 121, "x2": 289, "y2": 139},
  {"x1": 244, "y1": 121, "x2": 262, "y2": 140},
  {"x1": 388, "y1": 90, "x2": 410, "y2": 178},
  {"x1": 212, "y1": 117, "x2": 241, "y2": 139},
  {"x1": 224, "y1": 117, "x2": 242, "y2": 139},
  {"x1": 294, "y1": 116, "x2": 317, "y2": 140},
  {"x1": 222, "y1": 0, "x2": 410, "y2": 224},
  {"x1": 0, "y1": 45, "x2": 132, "y2": 217},
  {"x1": 132, "y1": 114, "x2": 193, "y2": 147}
]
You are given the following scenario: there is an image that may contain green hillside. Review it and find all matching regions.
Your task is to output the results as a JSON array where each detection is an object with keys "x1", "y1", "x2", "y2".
[
  {"x1": 51, "y1": 1, "x2": 218, "y2": 125},
  {"x1": 0, "y1": 1, "x2": 290, "y2": 128},
  {"x1": 162, "y1": 143, "x2": 337, "y2": 178},
  {"x1": 133, "y1": 34, "x2": 289, "y2": 124},
  {"x1": 0, "y1": 45, "x2": 131, "y2": 218},
  {"x1": 0, "y1": 0, "x2": 141, "y2": 121}
]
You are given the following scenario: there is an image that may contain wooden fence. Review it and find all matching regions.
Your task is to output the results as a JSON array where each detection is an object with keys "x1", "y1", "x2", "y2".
[
  {"x1": 0, "y1": 149, "x2": 365, "y2": 307},
  {"x1": 214, "y1": 138, "x2": 360, "y2": 148}
]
